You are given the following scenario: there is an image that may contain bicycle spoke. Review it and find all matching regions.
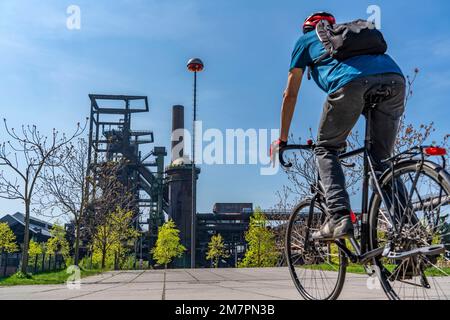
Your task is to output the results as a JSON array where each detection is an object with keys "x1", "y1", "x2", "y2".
[
  {"x1": 287, "y1": 201, "x2": 345, "y2": 300},
  {"x1": 373, "y1": 162, "x2": 450, "y2": 300}
]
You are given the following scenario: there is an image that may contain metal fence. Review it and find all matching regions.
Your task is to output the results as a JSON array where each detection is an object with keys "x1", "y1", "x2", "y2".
[{"x1": 0, "y1": 252, "x2": 66, "y2": 277}]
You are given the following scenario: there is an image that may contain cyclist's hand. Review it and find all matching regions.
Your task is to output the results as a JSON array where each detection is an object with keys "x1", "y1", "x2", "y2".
[{"x1": 270, "y1": 139, "x2": 287, "y2": 167}]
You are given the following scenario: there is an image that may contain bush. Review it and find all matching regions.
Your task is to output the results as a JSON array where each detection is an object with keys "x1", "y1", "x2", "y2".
[
  {"x1": 78, "y1": 256, "x2": 89, "y2": 269},
  {"x1": 65, "y1": 257, "x2": 74, "y2": 267},
  {"x1": 120, "y1": 256, "x2": 136, "y2": 270},
  {"x1": 13, "y1": 271, "x2": 32, "y2": 279}
]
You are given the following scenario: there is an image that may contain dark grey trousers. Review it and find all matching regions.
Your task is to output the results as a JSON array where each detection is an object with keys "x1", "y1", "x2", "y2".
[{"x1": 315, "y1": 73, "x2": 406, "y2": 214}]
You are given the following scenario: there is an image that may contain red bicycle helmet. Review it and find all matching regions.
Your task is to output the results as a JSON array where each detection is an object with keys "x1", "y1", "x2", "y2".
[{"x1": 303, "y1": 12, "x2": 336, "y2": 34}]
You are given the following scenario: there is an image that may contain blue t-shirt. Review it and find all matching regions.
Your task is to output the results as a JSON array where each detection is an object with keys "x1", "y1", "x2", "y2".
[{"x1": 290, "y1": 31, "x2": 404, "y2": 94}]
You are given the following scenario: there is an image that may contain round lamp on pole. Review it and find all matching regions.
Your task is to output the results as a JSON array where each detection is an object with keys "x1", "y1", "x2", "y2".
[
  {"x1": 187, "y1": 57, "x2": 204, "y2": 269},
  {"x1": 187, "y1": 58, "x2": 204, "y2": 73}
]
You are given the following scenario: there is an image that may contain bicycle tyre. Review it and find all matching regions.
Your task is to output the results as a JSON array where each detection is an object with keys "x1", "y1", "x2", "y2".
[
  {"x1": 369, "y1": 159, "x2": 450, "y2": 300},
  {"x1": 286, "y1": 199, "x2": 347, "y2": 300}
]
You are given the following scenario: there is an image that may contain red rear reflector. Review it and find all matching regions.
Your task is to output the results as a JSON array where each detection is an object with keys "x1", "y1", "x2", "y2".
[
  {"x1": 424, "y1": 147, "x2": 447, "y2": 156},
  {"x1": 350, "y1": 211, "x2": 357, "y2": 224}
]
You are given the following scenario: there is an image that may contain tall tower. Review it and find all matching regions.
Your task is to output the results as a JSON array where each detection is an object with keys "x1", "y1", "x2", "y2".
[
  {"x1": 86, "y1": 94, "x2": 167, "y2": 264},
  {"x1": 166, "y1": 105, "x2": 200, "y2": 268}
]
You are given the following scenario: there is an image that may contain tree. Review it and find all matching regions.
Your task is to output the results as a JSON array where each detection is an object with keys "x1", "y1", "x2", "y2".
[
  {"x1": 0, "y1": 120, "x2": 85, "y2": 273},
  {"x1": 83, "y1": 160, "x2": 135, "y2": 251},
  {"x1": 92, "y1": 208, "x2": 138, "y2": 269},
  {"x1": 110, "y1": 208, "x2": 139, "y2": 269},
  {"x1": 28, "y1": 239, "x2": 43, "y2": 272},
  {"x1": 0, "y1": 222, "x2": 18, "y2": 253},
  {"x1": 28, "y1": 240, "x2": 43, "y2": 258},
  {"x1": 206, "y1": 234, "x2": 229, "y2": 268},
  {"x1": 39, "y1": 138, "x2": 89, "y2": 265},
  {"x1": 46, "y1": 224, "x2": 70, "y2": 261},
  {"x1": 152, "y1": 220, "x2": 185, "y2": 269},
  {"x1": 238, "y1": 209, "x2": 279, "y2": 268}
]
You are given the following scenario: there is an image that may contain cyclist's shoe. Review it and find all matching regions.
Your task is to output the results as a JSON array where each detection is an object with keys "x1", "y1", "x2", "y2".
[{"x1": 312, "y1": 215, "x2": 354, "y2": 241}]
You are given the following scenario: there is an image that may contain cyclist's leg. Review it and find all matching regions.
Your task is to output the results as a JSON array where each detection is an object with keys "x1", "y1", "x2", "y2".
[
  {"x1": 368, "y1": 74, "x2": 406, "y2": 172},
  {"x1": 368, "y1": 74, "x2": 406, "y2": 221},
  {"x1": 315, "y1": 80, "x2": 367, "y2": 216}
]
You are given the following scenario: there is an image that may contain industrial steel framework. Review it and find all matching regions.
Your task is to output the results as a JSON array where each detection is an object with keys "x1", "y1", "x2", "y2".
[{"x1": 86, "y1": 94, "x2": 167, "y2": 262}]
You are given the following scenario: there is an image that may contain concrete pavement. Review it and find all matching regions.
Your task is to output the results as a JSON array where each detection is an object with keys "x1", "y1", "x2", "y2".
[
  {"x1": 0, "y1": 268, "x2": 392, "y2": 300},
  {"x1": 1, "y1": 267, "x2": 448, "y2": 300}
]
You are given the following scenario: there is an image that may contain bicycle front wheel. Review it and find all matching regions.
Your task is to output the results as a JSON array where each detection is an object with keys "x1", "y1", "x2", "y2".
[
  {"x1": 369, "y1": 160, "x2": 450, "y2": 300},
  {"x1": 286, "y1": 199, "x2": 347, "y2": 300}
]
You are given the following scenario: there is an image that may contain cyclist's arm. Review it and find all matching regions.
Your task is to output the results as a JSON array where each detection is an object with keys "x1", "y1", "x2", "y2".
[{"x1": 280, "y1": 68, "x2": 303, "y2": 142}]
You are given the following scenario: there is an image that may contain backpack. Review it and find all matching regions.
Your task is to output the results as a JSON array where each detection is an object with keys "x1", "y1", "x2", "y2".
[{"x1": 307, "y1": 19, "x2": 388, "y2": 79}]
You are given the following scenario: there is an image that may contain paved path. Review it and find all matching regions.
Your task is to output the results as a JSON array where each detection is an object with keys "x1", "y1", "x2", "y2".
[
  {"x1": 2, "y1": 267, "x2": 448, "y2": 300},
  {"x1": 0, "y1": 268, "x2": 395, "y2": 300}
]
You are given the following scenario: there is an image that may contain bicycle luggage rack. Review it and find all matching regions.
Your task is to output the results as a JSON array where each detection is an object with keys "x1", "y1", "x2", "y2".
[{"x1": 382, "y1": 145, "x2": 447, "y2": 167}]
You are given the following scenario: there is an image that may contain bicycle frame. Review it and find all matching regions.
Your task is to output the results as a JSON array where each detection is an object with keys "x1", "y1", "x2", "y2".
[
  {"x1": 279, "y1": 106, "x2": 408, "y2": 264},
  {"x1": 281, "y1": 101, "x2": 450, "y2": 300}
]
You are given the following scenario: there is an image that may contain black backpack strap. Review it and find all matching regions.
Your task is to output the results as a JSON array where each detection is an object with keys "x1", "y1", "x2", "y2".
[
  {"x1": 307, "y1": 20, "x2": 332, "y2": 80},
  {"x1": 307, "y1": 51, "x2": 330, "y2": 80}
]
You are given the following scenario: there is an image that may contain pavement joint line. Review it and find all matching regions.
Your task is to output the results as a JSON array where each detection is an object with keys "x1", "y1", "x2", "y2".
[
  {"x1": 65, "y1": 270, "x2": 146, "y2": 300},
  {"x1": 204, "y1": 269, "x2": 234, "y2": 281},
  {"x1": 90, "y1": 271, "x2": 125, "y2": 284},
  {"x1": 162, "y1": 271, "x2": 166, "y2": 301},
  {"x1": 184, "y1": 269, "x2": 201, "y2": 282}
]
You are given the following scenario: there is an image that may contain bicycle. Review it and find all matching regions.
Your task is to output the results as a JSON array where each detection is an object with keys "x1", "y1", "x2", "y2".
[{"x1": 279, "y1": 92, "x2": 450, "y2": 300}]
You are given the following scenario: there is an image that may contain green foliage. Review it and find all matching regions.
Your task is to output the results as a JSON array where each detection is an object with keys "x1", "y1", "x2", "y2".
[
  {"x1": 206, "y1": 234, "x2": 229, "y2": 268},
  {"x1": 238, "y1": 208, "x2": 279, "y2": 268},
  {"x1": 0, "y1": 268, "x2": 101, "y2": 286},
  {"x1": 92, "y1": 248, "x2": 115, "y2": 269},
  {"x1": 0, "y1": 222, "x2": 18, "y2": 253},
  {"x1": 65, "y1": 257, "x2": 74, "y2": 267},
  {"x1": 45, "y1": 224, "x2": 70, "y2": 260},
  {"x1": 12, "y1": 271, "x2": 32, "y2": 280},
  {"x1": 28, "y1": 240, "x2": 43, "y2": 258},
  {"x1": 78, "y1": 256, "x2": 90, "y2": 269},
  {"x1": 121, "y1": 255, "x2": 137, "y2": 270},
  {"x1": 152, "y1": 220, "x2": 185, "y2": 268},
  {"x1": 92, "y1": 208, "x2": 139, "y2": 269}
]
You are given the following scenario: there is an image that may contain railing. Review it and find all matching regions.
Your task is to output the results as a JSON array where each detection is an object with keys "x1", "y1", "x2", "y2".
[{"x1": 0, "y1": 252, "x2": 66, "y2": 277}]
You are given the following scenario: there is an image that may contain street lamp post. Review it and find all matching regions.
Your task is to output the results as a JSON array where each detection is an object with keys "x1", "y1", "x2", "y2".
[{"x1": 187, "y1": 58, "x2": 204, "y2": 269}]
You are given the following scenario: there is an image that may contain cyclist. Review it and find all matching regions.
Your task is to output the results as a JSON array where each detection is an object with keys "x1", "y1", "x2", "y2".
[{"x1": 272, "y1": 12, "x2": 406, "y2": 240}]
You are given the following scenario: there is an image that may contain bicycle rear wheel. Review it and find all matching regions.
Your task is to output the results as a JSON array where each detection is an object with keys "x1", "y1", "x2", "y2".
[
  {"x1": 286, "y1": 199, "x2": 347, "y2": 300},
  {"x1": 369, "y1": 160, "x2": 450, "y2": 300}
]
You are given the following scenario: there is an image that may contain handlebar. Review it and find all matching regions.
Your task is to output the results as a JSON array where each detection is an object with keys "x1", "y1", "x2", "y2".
[
  {"x1": 279, "y1": 144, "x2": 315, "y2": 168},
  {"x1": 279, "y1": 144, "x2": 357, "y2": 169}
]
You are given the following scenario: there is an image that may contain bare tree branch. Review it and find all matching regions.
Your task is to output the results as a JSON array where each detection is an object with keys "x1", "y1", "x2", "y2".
[{"x1": 0, "y1": 118, "x2": 87, "y2": 273}]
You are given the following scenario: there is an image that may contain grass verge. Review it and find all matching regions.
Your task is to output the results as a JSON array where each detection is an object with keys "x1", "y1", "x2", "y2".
[{"x1": 0, "y1": 268, "x2": 102, "y2": 286}]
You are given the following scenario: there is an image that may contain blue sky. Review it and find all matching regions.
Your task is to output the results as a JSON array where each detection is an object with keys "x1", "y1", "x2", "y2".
[{"x1": 0, "y1": 0, "x2": 449, "y2": 216}]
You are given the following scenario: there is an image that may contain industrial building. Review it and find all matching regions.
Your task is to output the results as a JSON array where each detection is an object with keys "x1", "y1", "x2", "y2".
[
  {"x1": 70, "y1": 95, "x2": 289, "y2": 269},
  {"x1": 0, "y1": 97, "x2": 288, "y2": 269},
  {"x1": 197, "y1": 203, "x2": 253, "y2": 268},
  {"x1": 0, "y1": 213, "x2": 53, "y2": 245}
]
